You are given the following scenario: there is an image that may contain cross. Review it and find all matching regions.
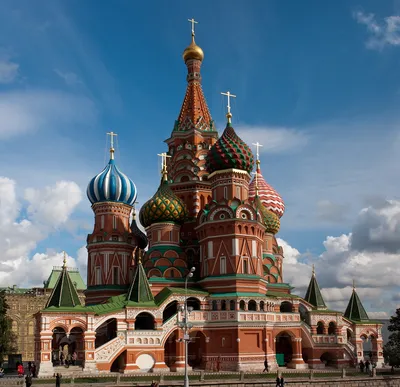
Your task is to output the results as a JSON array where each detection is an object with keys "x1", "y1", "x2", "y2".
[
  {"x1": 157, "y1": 152, "x2": 171, "y2": 173},
  {"x1": 62, "y1": 251, "x2": 67, "y2": 268},
  {"x1": 107, "y1": 131, "x2": 118, "y2": 159},
  {"x1": 221, "y1": 91, "x2": 236, "y2": 122},
  {"x1": 252, "y1": 142, "x2": 263, "y2": 161},
  {"x1": 188, "y1": 18, "x2": 198, "y2": 36}
]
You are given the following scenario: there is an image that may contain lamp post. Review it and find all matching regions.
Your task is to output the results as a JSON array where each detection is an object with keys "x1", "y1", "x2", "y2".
[{"x1": 178, "y1": 267, "x2": 195, "y2": 387}]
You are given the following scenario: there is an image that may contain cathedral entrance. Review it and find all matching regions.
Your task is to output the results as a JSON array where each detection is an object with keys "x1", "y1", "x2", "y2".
[
  {"x1": 164, "y1": 330, "x2": 177, "y2": 368},
  {"x1": 95, "y1": 318, "x2": 117, "y2": 348},
  {"x1": 188, "y1": 331, "x2": 206, "y2": 369},
  {"x1": 275, "y1": 332, "x2": 293, "y2": 366},
  {"x1": 52, "y1": 327, "x2": 66, "y2": 365}
]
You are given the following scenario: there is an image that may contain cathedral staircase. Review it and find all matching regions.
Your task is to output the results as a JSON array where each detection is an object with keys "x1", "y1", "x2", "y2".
[{"x1": 52, "y1": 365, "x2": 84, "y2": 376}]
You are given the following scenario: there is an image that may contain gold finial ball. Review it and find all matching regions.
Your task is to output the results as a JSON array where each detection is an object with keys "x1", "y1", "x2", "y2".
[{"x1": 183, "y1": 37, "x2": 204, "y2": 62}]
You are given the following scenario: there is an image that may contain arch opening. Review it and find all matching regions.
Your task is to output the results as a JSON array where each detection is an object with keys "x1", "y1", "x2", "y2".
[
  {"x1": 275, "y1": 332, "x2": 293, "y2": 367},
  {"x1": 187, "y1": 297, "x2": 201, "y2": 311},
  {"x1": 135, "y1": 312, "x2": 155, "y2": 330},
  {"x1": 248, "y1": 300, "x2": 257, "y2": 311},
  {"x1": 163, "y1": 301, "x2": 178, "y2": 323},
  {"x1": 280, "y1": 301, "x2": 293, "y2": 313},
  {"x1": 95, "y1": 318, "x2": 117, "y2": 349}
]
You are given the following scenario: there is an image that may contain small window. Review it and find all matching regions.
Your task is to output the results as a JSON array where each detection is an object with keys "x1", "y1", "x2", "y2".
[
  {"x1": 169, "y1": 231, "x2": 173, "y2": 241},
  {"x1": 113, "y1": 267, "x2": 119, "y2": 285},
  {"x1": 113, "y1": 216, "x2": 117, "y2": 230},
  {"x1": 112, "y1": 236, "x2": 118, "y2": 241},
  {"x1": 243, "y1": 259, "x2": 249, "y2": 274},
  {"x1": 236, "y1": 186, "x2": 241, "y2": 199},
  {"x1": 223, "y1": 187, "x2": 228, "y2": 198},
  {"x1": 100, "y1": 215, "x2": 105, "y2": 229},
  {"x1": 220, "y1": 257, "x2": 226, "y2": 274},
  {"x1": 158, "y1": 230, "x2": 161, "y2": 241},
  {"x1": 95, "y1": 267, "x2": 101, "y2": 285},
  {"x1": 96, "y1": 236, "x2": 103, "y2": 242},
  {"x1": 204, "y1": 260, "x2": 208, "y2": 276},
  {"x1": 219, "y1": 213, "x2": 225, "y2": 220}
]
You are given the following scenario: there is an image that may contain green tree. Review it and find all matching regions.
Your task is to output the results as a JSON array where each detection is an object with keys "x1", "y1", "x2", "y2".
[
  {"x1": 0, "y1": 290, "x2": 17, "y2": 366},
  {"x1": 383, "y1": 308, "x2": 400, "y2": 368}
]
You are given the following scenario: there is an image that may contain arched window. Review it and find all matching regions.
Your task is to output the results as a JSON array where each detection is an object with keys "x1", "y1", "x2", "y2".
[
  {"x1": 328, "y1": 321, "x2": 336, "y2": 335},
  {"x1": 212, "y1": 300, "x2": 218, "y2": 311},
  {"x1": 317, "y1": 321, "x2": 325, "y2": 335},
  {"x1": 239, "y1": 300, "x2": 246, "y2": 311},
  {"x1": 280, "y1": 301, "x2": 293, "y2": 313},
  {"x1": 187, "y1": 297, "x2": 201, "y2": 311},
  {"x1": 248, "y1": 300, "x2": 257, "y2": 311},
  {"x1": 135, "y1": 312, "x2": 155, "y2": 330},
  {"x1": 221, "y1": 300, "x2": 227, "y2": 311},
  {"x1": 230, "y1": 300, "x2": 236, "y2": 311},
  {"x1": 260, "y1": 301, "x2": 265, "y2": 311}
]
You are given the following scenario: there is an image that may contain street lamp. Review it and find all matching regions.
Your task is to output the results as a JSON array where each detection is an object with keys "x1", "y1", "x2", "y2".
[{"x1": 177, "y1": 267, "x2": 195, "y2": 387}]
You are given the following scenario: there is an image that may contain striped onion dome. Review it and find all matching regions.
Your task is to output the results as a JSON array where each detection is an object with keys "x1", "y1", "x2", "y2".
[
  {"x1": 249, "y1": 161, "x2": 285, "y2": 218},
  {"x1": 87, "y1": 158, "x2": 137, "y2": 206},
  {"x1": 254, "y1": 196, "x2": 280, "y2": 234}
]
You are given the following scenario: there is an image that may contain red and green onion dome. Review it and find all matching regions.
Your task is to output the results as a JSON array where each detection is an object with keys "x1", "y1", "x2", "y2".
[
  {"x1": 139, "y1": 174, "x2": 188, "y2": 228},
  {"x1": 206, "y1": 123, "x2": 254, "y2": 174},
  {"x1": 249, "y1": 161, "x2": 285, "y2": 218},
  {"x1": 254, "y1": 195, "x2": 280, "y2": 234}
]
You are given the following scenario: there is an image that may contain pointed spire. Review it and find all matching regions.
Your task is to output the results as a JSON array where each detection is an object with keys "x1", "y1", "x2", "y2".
[
  {"x1": 344, "y1": 283, "x2": 370, "y2": 321},
  {"x1": 107, "y1": 131, "x2": 118, "y2": 160},
  {"x1": 304, "y1": 266, "x2": 327, "y2": 309},
  {"x1": 45, "y1": 253, "x2": 81, "y2": 308},
  {"x1": 126, "y1": 250, "x2": 154, "y2": 303}
]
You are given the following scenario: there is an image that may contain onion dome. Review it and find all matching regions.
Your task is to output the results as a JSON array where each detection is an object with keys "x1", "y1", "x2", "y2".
[
  {"x1": 249, "y1": 161, "x2": 285, "y2": 218},
  {"x1": 255, "y1": 196, "x2": 280, "y2": 234},
  {"x1": 87, "y1": 157, "x2": 137, "y2": 206},
  {"x1": 206, "y1": 123, "x2": 254, "y2": 174},
  {"x1": 131, "y1": 210, "x2": 148, "y2": 249},
  {"x1": 139, "y1": 172, "x2": 188, "y2": 228},
  {"x1": 183, "y1": 35, "x2": 204, "y2": 63}
]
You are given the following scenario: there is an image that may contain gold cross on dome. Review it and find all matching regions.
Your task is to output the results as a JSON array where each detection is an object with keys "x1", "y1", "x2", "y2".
[
  {"x1": 188, "y1": 18, "x2": 198, "y2": 36},
  {"x1": 107, "y1": 131, "x2": 118, "y2": 159},
  {"x1": 221, "y1": 91, "x2": 236, "y2": 123},
  {"x1": 157, "y1": 152, "x2": 171, "y2": 174},
  {"x1": 62, "y1": 251, "x2": 67, "y2": 268},
  {"x1": 252, "y1": 142, "x2": 263, "y2": 161}
]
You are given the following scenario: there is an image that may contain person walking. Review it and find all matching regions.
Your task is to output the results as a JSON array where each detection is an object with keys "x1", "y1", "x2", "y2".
[
  {"x1": 280, "y1": 377, "x2": 285, "y2": 386},
  {"x1": 55, "y1": 373, "x2": 62, "y2": 387},
  {"x1": 263, "y1": 359, "x2": 269, "y2": 372},
  {"x1": 275, "y1": 376, "x2": 281, "y2": 386},
  {"x1": 365, "y1": 360, "x2": 370, "y2": 374},
  {"x1": 25, "y1": 373, "x2": 32, "y2": 387},
  {"x1": 359, "y1": 360, "x2": 364, "y2": 373},
  {"x1": 72, "y1": 352, "x2": 77, "y2": 366}
]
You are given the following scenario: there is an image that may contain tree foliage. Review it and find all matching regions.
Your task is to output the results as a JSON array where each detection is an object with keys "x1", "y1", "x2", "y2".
[
  {"x1": 0, "y1": 290, "x2": 17, "y2": 366},
  {"x1": 383, "y1": 308, "x2": 400, "y2": 367}
]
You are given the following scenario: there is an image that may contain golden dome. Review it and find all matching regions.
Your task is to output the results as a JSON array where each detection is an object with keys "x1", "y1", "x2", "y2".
[{"x1": 183, "y1": 36, "x2": 204, "y2": 62}]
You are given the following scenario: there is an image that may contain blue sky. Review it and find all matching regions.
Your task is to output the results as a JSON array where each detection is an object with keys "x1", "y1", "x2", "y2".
[{"x1": 1, "y1": 0, "x2": 400, "y2": 316}]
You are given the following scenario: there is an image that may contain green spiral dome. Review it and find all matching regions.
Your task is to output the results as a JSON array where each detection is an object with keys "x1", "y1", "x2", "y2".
[
  {"x1": 255, "y1": 196, "x2": 280, "y2": 234},
  {"x1": 139, "y1": 175, "x2": 188, "y2": 228}
]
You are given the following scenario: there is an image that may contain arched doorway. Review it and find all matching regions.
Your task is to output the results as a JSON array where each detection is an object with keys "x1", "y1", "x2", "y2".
[
  {"x1": 95, "y1": 318, "x2": 117, "y2": 348},
  {"x1": 111, "y1": 350, "x2": 126, "y2": 373},
  {"x1": 52, "y1": 327, "x2": 66, "y2": 365},
  {"x1": 188, "y1": 331, "x2": 207, "y2": 369},
  {"x1": 135, "y1": 313, "x2": 155, "y2": 330},
  {"x1": 163, "y1": 301, "x2": 178, "y2": 323},
  {"x1": 316, "y1": 321, "x2": 325, "y2": 334},
  {"x1": 328, "y1": 322, "x2": 336, "y2": 335},
  {"x1": 275, "y1": 332, "x2": 293, "y2": 366},
  {"x1": 187, "y1": 297, "x2": 201, "y2": 310},
  {"x1": 239, "y1": 300, "x2": 246, "y2": 310},
  {"x1": 320, "y1": 352, "x2": 337, "y2": 367},
  {"x1": 361, "y1": 334, "x2": 376, "y2": 360},
  {"x1": 164, "y1": 330, "x2": 177, "y2": 369},
  {"x1": 69, "y1": 327, "x2": 84, "y2": 365}
]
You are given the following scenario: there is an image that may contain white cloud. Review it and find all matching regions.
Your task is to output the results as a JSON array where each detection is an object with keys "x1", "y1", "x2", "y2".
[
  {"x1": 280, "y1": 199, "x2": 400, "y2": 315},
  {"x1": 0, "y1": 177, "x2": 84, "y2": 287},
  {"x1": 316, "y1": 200, "x2": 349, "y2": 223},
  {"x1": 0, "y1": 58, "x2": 19, "y2": 83},
  {"x1": 354, "y1": 11, "x2": 400, "y2": 50},
  {"x1": 237, "y1": 125, "x2": 309, "y2": 153},
  {"x1": 0, "y1": 90, "x2": 97, "y2": 139},
  {"x1": 368, "y1": 311, "x2": 389, "y2": 319},
  {"x1": 54, "y1": 69, "x2": 82, "y2": 86}
]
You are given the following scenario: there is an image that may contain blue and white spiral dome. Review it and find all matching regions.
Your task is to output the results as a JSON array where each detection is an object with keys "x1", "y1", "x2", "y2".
[{"x1": 87, "y1": 158, "x2": 137, "y2": 206}]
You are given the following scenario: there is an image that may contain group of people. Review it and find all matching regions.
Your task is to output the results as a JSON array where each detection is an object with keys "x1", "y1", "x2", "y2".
[
  {"x1": 359, "y1": 359, "x2": 375, "y2": 375},
  {"x1": 58, "y1": 351, "x2": 77, "y2": 367}
]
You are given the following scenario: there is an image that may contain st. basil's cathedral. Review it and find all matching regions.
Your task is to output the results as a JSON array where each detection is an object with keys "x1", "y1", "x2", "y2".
[{"x1": 34, "y1": 24, "x2": 384, "y2": 375}]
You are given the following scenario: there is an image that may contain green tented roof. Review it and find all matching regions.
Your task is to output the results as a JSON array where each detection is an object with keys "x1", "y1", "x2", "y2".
[
  {"x1": 44, "y1": 264, "x2": 82, "y2": 310},
  {"x1": 126, "y1": 263, "x2": 154, "y2": 303},
  {"x1": 44, "y1": 268, "x2": 86, "y2": 290},
  {"x1": 344, "y1": 289, "x2": 370, "y2": 322},
  {"x1": 304, "y1": 272, "x2": 327, "y2": 310}
]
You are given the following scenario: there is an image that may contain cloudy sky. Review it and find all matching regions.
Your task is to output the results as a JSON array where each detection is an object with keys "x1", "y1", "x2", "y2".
[{"x1": 0, "y1": 0, "x2": 399, "y2": 318}]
